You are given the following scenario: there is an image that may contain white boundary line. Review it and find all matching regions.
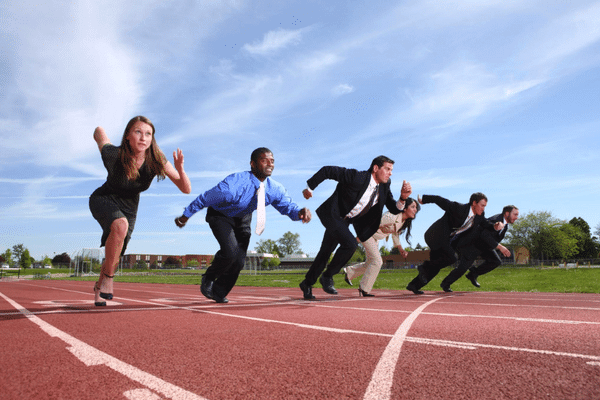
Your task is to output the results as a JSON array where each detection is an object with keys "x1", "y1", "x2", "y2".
[
  {"x1": 2, "y1": 282, "x2": 599, "y2": 399},
  {"x1": 0, "y1": 290, "x2": 208, "y2": 400},
  {"x1": 363, "y1": 297, "x2": 444, "y2": 400}
]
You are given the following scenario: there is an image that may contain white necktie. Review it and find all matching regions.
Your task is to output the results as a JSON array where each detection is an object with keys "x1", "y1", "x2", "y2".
[{"x1": 256, "y1": 182, "x2": 265, "y2": 235}]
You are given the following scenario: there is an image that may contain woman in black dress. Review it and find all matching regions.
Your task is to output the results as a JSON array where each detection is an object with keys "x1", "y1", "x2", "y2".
[{"x1": 89, "y1": 116, "x2": 191, "y2": 306}]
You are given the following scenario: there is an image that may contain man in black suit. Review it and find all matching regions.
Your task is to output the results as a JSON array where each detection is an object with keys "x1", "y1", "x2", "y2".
[
  {"x1": 461, "y1": 205, "x2": 519, "y2": 288},
  {"x1": 299, "y1": 155, "x2": 411, "y2": 300},
  {"x1": 406, "y1": 193, "x2": 502, "y2": 294}
]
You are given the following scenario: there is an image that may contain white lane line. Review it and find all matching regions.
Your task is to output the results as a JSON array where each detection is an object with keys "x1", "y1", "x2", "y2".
[
  {"x1": 363, "y1": 297, "x2": 444, "y2": 400},
  {"x1": 124, "y1": 388, "x2": 163, "y2": 400},
  {"x1": 407, "y1": 337, "x2": 600, "y2": 362},
  {"x1": 0, "y1": 291, "x2": 208, "y2": 400}
]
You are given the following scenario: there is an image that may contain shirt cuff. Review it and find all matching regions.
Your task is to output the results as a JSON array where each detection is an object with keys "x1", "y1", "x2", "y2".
[
  {"x1": 395, "y1": 199, "x2": 405, "y2": 211},
  {"x1": 305, "y1": 185, "x2": 313, "y2": 194}
]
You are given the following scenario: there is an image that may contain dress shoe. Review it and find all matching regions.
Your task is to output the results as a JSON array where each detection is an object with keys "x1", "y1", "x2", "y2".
[
  {"x1": 465, "y1": 271, "x2": 480, "y2": 288},
  {"x1": 343, "y1": 268, "x2": 353, "y2": 286},
  {"x1": 200, "y1": 276, "x2": 215, "y2": 300},
  {"x1": 319, "y1": 275, "x2": 338, "y2": 295},
  {"x1": 406, "y1": 283, "x2": 424, "y2": 295},
  {"x1": 299, "y1": 280, "x2": 316, "y2": 300},
  {"x1": 417, "y1": 264, "x2": 428, "y2": 285},
  {"x1": 214, "y1": 296, "x2": 229, "y2": 304},
  {"x1": 440, "y1": 283, "x2": 453, "y2": 293},
  {"x1": 358, "y1": 288, "x2": 374, "y2": 297}
]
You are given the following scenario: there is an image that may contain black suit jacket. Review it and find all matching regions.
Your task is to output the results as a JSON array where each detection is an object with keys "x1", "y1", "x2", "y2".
[
  {"x1": 476, "y1": 213, "x2": 507, "y2": 250},
  {"x1": 422, "y1": 195, "x2": 490, "y2": 251},
  {"x1": 307, "y1": 166, "x2": 401, "y2": 242}
]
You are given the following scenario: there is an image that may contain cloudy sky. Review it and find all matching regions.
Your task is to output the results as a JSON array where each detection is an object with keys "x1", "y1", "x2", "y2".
[{"x1": 1, "y1": 0, "x2": 600, "y2": 261}]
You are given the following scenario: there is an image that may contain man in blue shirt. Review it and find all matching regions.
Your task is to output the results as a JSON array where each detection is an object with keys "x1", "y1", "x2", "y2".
[{"x1": 175, "y1": 147, "x2": 311, "y2": 303}]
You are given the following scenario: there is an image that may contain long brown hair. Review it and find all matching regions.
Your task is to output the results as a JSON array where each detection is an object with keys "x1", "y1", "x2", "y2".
[{"x1": 119, "y1": 116, "x2": 166, "y2": 181}]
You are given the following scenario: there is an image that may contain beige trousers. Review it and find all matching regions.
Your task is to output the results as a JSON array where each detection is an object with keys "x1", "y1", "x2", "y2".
[{"x1": 345, "y1": 235, "x2": 382, "y2": 293}]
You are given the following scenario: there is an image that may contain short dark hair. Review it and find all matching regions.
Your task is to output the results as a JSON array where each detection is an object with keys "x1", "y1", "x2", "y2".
[
  {"x1": 469, "y1": 192, "x2": 488, "y2": 205},
  {"x1": 502, "y1": 205, "x2": 518, "y2": 215},
  {"x1": 250, "y1": 147, "x2": 272, "y2": 164},
  {"x1": 368, "y1": 155, "x2": 394, "y2": 173}
]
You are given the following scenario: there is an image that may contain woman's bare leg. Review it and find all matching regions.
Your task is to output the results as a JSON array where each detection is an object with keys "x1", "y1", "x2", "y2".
[{"x1": 95, "y1": 217, "x2": 128, "y2": 302}]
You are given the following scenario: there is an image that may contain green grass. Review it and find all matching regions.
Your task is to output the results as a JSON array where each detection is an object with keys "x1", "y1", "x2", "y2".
[{"x1": 47, "y1": 265, "x2": 600, "y2": 294}]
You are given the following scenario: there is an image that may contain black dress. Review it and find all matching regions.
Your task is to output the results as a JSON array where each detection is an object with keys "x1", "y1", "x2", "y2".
[{"x1": 89, "y1": 144, "x2": 156, "y2": 254}]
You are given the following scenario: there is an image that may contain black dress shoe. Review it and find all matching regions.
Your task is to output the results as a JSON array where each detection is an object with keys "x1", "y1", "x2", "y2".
[
  {"x1": 319, "y1": 275, "x2": 338, "y2": 295},
  {"x1": 417, "y1": 264, "x2": 428, "y2": 284},
  {"x1": 358, "y1": 288, "x2": 374, "y2": 297},
  {"x1": 465, "y1": 271, "x2": 480, "y2": 288},
  {"x1": 406, "y1": 283, "x2": 424, "y2": 295},
  {"x1": 214, "y1": 296, "x2": 229, "y2": 304},
  {"x1": 440, "y1": 284, "x2": 453, "y2": 293},
  {"x1": 299, "y1": 280, "x2": 316, "y2": 300},
  {"x1": 200, "y1": 276, "x2": 215, "y2": 300}
]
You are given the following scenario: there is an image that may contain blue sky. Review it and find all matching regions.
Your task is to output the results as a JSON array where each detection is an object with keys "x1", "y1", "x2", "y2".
[{"x1": 1, "y1": 0, "x2": 600, "y2": 261}]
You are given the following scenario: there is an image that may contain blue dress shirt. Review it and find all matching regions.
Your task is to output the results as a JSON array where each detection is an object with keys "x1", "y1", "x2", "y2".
[{"x1": 183, "y1": 171, "x2": 301, "y2": 221}]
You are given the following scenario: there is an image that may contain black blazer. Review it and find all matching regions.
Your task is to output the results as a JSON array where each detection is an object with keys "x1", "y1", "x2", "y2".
[
  {"x1": 422, "y1": 195, "x2": 489, "y2": 251},
  {"x1": 477, "y1": 213, "x2": 507, "y2": 249},
  {"x1": 307, "y1": 166, "x2": 401, "y2": 242}
]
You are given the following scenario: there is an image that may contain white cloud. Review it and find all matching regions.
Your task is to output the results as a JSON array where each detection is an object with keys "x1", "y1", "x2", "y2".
[
  {"x1": 332, "y1": 84, "x2": 355, "y2": 96},
  {"x1": 243, "y1": 28, "x2": 303, "y2": 55}
]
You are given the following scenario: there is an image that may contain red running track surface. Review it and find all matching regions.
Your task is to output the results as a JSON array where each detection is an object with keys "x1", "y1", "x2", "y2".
[{"x1": 0, "y1": 280, "x2": 599, "y2": 399}]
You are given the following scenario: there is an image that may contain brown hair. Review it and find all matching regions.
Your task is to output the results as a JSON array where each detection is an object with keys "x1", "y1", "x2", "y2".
[{"x1": 119, "y1": 116, "x2": 166, "y2": 181}]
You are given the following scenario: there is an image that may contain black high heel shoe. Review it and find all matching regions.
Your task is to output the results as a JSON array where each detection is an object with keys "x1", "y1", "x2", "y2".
[
  {"x1": 93, "y1": 283, "x2": 106, "y2": 307},
  {"x1": 358, "y1": 288, "x2": 374, "y2": 297},
  {"x1": 99, "y1": 273, "x2": 114, "y2": 300}
]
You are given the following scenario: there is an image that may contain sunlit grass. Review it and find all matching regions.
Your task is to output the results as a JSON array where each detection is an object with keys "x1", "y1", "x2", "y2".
[{"x1": 52, "y1": 265, "x2": 600, "y2": 294}]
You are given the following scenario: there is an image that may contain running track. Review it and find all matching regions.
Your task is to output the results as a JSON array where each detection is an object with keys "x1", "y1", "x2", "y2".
[{"x1": 1, "y1": 280, "x2": 599, "y2": 399}]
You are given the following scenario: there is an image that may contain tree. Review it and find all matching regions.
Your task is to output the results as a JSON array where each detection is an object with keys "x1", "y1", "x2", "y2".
[
  {"x1": 19, "y1": 249, "x2": 32, "y2": 269},
  {"x1": 164, "y1": 256, "x2": 181, "y2": 268},
  {"x1": 12, "y1": 244, "x2": 25, "y2": 266},
  {"x1": 255, "y1": 239, "x2": 280, "y2": 256},
  {"x1": 379, "y1": 246, "x2": 390, "y2": 256},
  {"x1": 52, "y1": 252, "x2": 71, "y2": 266},
  {"x1": 1, "y1": 249, "x2": 11, "y2": 266},
  {"x1": 277, "y1": 232, "x2": 302, "y2": 257},
  {"x1": 568, "y1": 217, "x2": 599, "y2": 258},
  {"x1": 508, "y1": 211, "x2": 581, "y2": 260},
  {"x1": 186, "y1": 259, "x2": 200, "y2": 268},
  {"x1": 595, "y1": 222, "x2": 600, "y2": 238},
  {"x1": 261, "y1": 257, "x2": 280, "y2": 269}
]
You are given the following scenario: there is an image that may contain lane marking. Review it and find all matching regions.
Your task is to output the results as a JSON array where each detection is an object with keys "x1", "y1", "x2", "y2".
[
  {"x1": 0, "y1": 291, "x2": 208, "y2": 400},
  {"x1": 124, "y1": 388, "x2": 162, "y2": 400},
  {"x1": 363, "y1": 297, "x2": 443, "y2": 400}
]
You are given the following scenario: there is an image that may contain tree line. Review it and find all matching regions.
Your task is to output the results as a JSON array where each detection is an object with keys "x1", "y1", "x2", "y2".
[
  {"x1": 507, "y1": 212, "x2": 600, "y2": 261},
  {"x1": 4, "y1": 213, "x2": 598, "y2": 269},
  {"x1": 254, "y1": 212, "x2": 600, "y2": 265},
  {"x1": 0, "y1": 244, "x2": 63, "y2": 269}
]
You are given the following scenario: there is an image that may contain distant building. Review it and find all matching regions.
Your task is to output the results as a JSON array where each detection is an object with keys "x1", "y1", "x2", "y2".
[{"x1": 122, "y1": 253, "x2": 213, "y2": 269}]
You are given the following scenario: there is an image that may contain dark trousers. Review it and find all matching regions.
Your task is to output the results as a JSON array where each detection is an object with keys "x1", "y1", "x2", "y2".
[
  {"x1": 469, "y1": 248, "x2": 502, "y2": 276},
  {"x1": 409, "y1": 246, "x2": 458, "y2": 290},
  {"x1": 204, "y1": 207, "x2": 252, "y2": 298},
  {"x1": 441, "y1": 244, "x2": 502, "y2": 287},
  {"x1": 304, "y1": 219, "x2": 358, "y2": 286}
]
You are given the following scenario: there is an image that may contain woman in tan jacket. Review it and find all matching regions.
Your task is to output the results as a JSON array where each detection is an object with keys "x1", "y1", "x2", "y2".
[{"x1": 343, "y1": 197, "x2": 420, "y2": 296}]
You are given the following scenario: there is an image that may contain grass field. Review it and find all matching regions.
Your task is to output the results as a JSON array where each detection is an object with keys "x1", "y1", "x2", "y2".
[{"x1": 30, "y1": 265, "x2": 600, "y2": 294}]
